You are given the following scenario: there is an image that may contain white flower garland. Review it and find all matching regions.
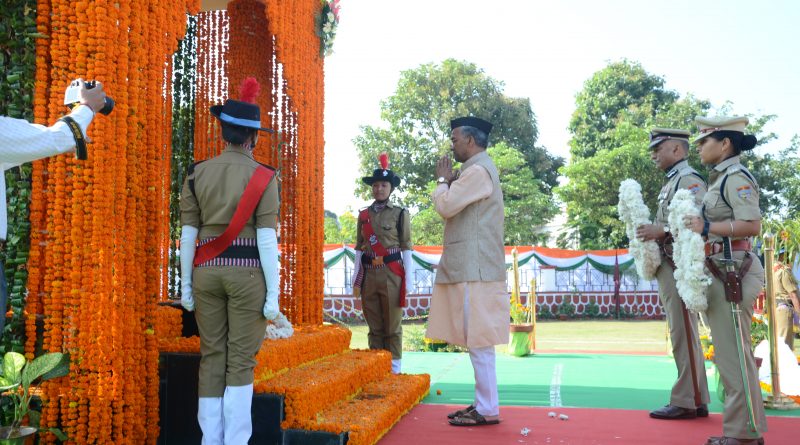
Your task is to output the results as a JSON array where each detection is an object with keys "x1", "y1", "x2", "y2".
[
  {"x1": 265, "y1": 312, "x2": 294, "y2": 340},
  {"x1": 667, "y1": 189, "x2": 711, "y2": 312},
  {"x1": 618, "y1": 179, "x2": 661, "y2": 281}
]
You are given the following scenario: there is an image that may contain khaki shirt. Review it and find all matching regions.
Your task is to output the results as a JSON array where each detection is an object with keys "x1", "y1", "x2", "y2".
[
  {"x1": 180, "y1": 146, "x2": 279, "y2": 239},
  {"x1": 655, "y1": 159, "x2": 706, "y2": 226},
  {"x1": 355, "y1": 202, "x2": 411, "y2": 254},
  {"x1": 774, "y1": 263, "x2": 798, "y2": 301},
  {"x1": 702, "y1": 156, "x2": 760, "y2": 243}
]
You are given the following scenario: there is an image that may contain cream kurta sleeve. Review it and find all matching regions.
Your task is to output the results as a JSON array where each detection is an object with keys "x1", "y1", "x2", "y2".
[{"x1": 432, "y1": 164, "x2": 492, "y2": 220}]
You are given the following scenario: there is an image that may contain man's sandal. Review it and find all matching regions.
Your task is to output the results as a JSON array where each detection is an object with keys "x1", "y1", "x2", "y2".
[
  {"x1": 448, "y1": 409, "x2": 500, "y2": 426},
  {"x1": 446, "y1": 404, "x2": 475, "y2": 419}
]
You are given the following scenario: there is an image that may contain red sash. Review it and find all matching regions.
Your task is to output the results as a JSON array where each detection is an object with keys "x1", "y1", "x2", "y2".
[
  {"x1": 359, "y1": 208, "x2": 406, "y2": 307},
  {"x1": 194, "y1": 166, "x2": 275, "y2": 266}
]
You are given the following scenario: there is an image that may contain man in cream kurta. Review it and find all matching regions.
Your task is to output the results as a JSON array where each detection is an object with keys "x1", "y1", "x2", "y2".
[{"x1": 426, "y1": 116, "x2": 508, "y2": 427}]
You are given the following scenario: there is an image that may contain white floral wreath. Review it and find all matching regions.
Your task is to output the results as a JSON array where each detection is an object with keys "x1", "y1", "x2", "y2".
[
  {"x1": 667, "y1": 189, "x2": 711, "y2": 312},
  {"x1": 618, "y1": 179, "x2": 661, "y2": 281},
  {"x1": 265, "y1": 312, "x2": 294, "y2": 340}
]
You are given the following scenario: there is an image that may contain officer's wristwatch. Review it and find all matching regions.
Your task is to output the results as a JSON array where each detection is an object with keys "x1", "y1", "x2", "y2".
[{"x1": 437, "y1": 176, "x2": 448, "y2": 185}]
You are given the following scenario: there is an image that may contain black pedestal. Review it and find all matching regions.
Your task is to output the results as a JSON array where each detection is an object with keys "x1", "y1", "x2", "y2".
[{"x1": 158, "y1": 353, "x2": 289, "y2": 445}]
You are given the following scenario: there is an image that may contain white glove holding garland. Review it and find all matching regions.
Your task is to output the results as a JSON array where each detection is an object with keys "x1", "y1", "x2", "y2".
[
  {"x1": 257, "y1": 227, "x2": 280, "y2": 320},
  {"x1": 402, "y1": 250, "x2": 413, "y2": 295},
  {"x1": 179, "y1": 225, "x2": 199, "y2": 312}
]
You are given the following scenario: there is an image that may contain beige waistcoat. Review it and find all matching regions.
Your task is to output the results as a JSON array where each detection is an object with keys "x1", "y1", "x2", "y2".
[{"x1": 435, "y1": 151, "x2": 505, "y2": 284}]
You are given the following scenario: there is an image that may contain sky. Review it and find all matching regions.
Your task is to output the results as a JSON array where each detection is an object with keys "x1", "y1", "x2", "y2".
[{"x1": 323, "y1": 0, "x2": 800, "y2": 216}]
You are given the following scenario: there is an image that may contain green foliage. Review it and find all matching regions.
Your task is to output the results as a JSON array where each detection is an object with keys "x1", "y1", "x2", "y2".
[
  {"x1": 568, "y1": 60, "x2": 678, "y2": 159},
  {"x1": 536, "y1": 305, "x2": 555, "y2": 320},
  {"x1": 322, "y1": 209, "x2": 357, "y2": 244},
  {"x1": 558, "y1": 59, "x2": 787, "y2": 249},
  {"x1": 353, "y1": 58, "x2": 562, "y2": 213},
  {"x1": 0, "y1": 0, "x2": 38, "y2": 354},
  {"x1": 557, "y1": 297, "x2": 576, "y2": 317},
  {"x1": 0, "y1": 352, "x2": 69, "y2": 440},
  {"x1": 169, "y1": 15, "x2": 197, "y2": 299},
  {"x1": 583, "y1": 297, "x2": 601, "y2": 318}
]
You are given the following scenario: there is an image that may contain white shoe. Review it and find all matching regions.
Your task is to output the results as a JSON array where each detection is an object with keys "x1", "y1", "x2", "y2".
[
  {"x1": 198, "y1": 397, "x2": 223, "y2": 445},
  {"x1": 391, "y1": 359, "x2": 401, "y2": 374},
  {"x1": 223, "y1": 384, "x2": 253, "y2": 445}
]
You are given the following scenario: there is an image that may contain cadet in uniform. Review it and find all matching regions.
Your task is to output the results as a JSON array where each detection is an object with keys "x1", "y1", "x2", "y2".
[
  {"x1": 352, "y1": 153, "x2": 413, "y2": 374},
  {"x1": 773, "y1": 250, "x2": 799, "y2": 349},
  {"x1": 685, "y1": 116, "x2": 766, "y2": 445},
  {"x1": 180, "y1": 78, "x2": 280, "y2": 445},
  {"x1": 637, "y1": 128, "x2": 710, "y2": 420}
]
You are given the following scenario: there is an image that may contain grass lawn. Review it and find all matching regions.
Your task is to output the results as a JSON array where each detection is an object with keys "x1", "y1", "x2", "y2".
[{"x1": 344, "y1": 319, "x2": 671, "y2": 354}]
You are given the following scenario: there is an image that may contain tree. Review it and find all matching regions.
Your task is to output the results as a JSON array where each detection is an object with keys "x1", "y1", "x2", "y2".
[
  {"x1": 353, "y1": 59, "x2": 563, "y2": 208},
  {"x1": 411, "y1": 143, "x2": 556, "y2": 246},
  {"x1": 558, "y1": 59, "x2": 782, "y2": 249},
  {"x1": 568, "y1": 60, "x2": 678, "y2": 159},
  {"x1": 323, "y1": 209, "x2": 357, "y2": 244}
]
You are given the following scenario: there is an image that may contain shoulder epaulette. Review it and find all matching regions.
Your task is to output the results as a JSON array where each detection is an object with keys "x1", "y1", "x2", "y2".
[
  {"x1": 257, "y1": 162, "x2": 277, "y2": 172},
  {"x1": 188, "y1": 160, "x2": 207, "y2": 198}
]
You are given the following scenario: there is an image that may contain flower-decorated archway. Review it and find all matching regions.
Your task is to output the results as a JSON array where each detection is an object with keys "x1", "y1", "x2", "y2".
[{"x1": 23, "y1": 0, "x2": 327, "y2": 442}]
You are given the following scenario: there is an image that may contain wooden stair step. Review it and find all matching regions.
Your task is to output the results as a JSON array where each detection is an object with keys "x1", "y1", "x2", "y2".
[{"x1": 256, "y1": 349, "x2": 392, "y2": 428}]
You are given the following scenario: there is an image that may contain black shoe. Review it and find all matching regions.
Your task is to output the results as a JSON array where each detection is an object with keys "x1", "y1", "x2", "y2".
[
  {"x1": 696, "y1": 404, "x2": 709, "y2": 417},
  {"x1": 649, "y1": 404, "x2": 697, "y2": 419}
]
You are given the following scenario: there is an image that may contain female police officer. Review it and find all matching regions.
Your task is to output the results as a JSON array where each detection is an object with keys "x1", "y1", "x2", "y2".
[{"x1": 685, "y1": 116, "x2": 766, "y2": 445}]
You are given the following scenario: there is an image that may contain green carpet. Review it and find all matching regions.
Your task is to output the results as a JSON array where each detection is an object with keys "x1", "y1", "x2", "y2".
[{"x1": 401, "y1": 351, "x2": 800, "y2": 417}]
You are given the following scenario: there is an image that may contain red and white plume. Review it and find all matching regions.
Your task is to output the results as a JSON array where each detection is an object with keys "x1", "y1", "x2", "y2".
[
  {"x1": 379, "y1": 152, "x2": 389, "y2": 170},
  {"x1": 239, "y1": 77, "x2": 260, "y2": 104}
]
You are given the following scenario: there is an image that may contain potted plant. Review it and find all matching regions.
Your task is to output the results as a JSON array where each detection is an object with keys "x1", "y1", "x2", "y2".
[{"x1": 0, "y1": 352, "x2": 70, "y2": 444}]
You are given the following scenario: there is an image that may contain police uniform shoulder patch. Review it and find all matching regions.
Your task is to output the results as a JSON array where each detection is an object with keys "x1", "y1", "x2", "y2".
[
  {"x1": 736, "y1": 184, "x2": 752, "y2": 200},
  {"x1": 687, "y1": 183, "x2": 701, "y2": 194}
]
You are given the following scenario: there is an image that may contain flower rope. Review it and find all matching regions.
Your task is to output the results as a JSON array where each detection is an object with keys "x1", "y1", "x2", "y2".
[
  {"x1": 618, "y1": 179, "x2": 661, "y2": 280},
  {"x1": 667, "y1": 189, "x2": 711, "y2": 312}
]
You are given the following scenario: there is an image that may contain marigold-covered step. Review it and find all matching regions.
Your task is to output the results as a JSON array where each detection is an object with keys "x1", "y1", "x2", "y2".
[
  {"x1": 306, "y1": 373, "x2": 431, "y2": 445},
  {"x1": 256, "y1": 349, "x2": 392, "y2": 429}
]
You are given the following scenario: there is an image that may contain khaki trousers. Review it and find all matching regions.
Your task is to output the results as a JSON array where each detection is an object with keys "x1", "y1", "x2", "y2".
[
  {"x1": 361, "y1": 267, "x2": 403, "y2": 359},
  {"x1": 706, "y1": 252, "x2": 767, "y2": 438},
  {"x1": 194, "y1": 266, "x2": 266, "y2": 397},
  {"x1": 775, "y1": 303, "x2": 794, "y2": 350},
  {"x1": 656, "y1": 261, "x2": 710, "y2": 408}
]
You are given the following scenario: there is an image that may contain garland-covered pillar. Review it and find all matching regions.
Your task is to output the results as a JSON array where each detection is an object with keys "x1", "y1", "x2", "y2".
[
  {"x1": 193, "y1": 0, "x2": 325, "y2": 324},
  {"x1": 26, "y1": 1, "x2": 199, "y2": 443}
]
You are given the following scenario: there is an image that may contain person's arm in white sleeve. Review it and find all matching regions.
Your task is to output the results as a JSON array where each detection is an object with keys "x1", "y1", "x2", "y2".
[
  {"x1": 0, "y1": 105, "x2": 94, "y2": 166},
  {"x1": 257, "y1": 227, "x2": 280, "y2": 320},
  {"x1": 352, "y1": 250, "x2": 363, "y2": 297},
  {"x1": 179, "y1": 225, "x2": 199, "y2": 311},
  {"x1": 402, "y1": 250, "x2": 413, "y2": 294}
]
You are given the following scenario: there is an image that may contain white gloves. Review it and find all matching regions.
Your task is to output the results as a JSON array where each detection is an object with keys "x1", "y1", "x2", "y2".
[
  {"x1": 180, "y1": 225, "x2": 199, "y2": 312},
  {"x1": 402, "y1": 250, "x2": 414, "y2": 295},
  {"x1": 257, "y1": 227, "x2": 280, "y2": 320}
]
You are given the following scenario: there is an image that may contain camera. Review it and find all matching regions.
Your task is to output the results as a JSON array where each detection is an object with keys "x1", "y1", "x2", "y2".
[{"x1": 63, "y1": 79, "x2": 115, "y2": 115}]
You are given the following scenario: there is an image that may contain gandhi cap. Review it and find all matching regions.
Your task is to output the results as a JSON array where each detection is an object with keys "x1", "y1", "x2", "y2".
[{"x1": 450, "y1": 116, "x2": 493, "y2": 135}]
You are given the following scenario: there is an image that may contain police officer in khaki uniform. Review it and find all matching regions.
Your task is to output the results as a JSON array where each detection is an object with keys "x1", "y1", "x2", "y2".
[
  {"x1": 637, "y1": 128, "x2": 710, "y2": 420},
  {"x1": 352, "y1": 154, "x2": 413, "y2": 374},
  {"x1": 773, "y1": 250, "x2": 800, "y2": 349},
  {"x1": 685, "y1": 116, "x2": 766, "y2": 445},
  {"x1": 180, "y1": 78, "x2": 280, "y2": 445}
]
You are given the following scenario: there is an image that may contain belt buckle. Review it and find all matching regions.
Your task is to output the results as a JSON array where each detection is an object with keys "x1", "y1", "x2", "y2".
[{"x1": 371, "y1": 256, "x2": 384, "y2": 266}]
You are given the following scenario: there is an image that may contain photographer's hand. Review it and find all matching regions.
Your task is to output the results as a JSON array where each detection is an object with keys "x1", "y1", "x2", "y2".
[{"x1": 78, "y1": 79, "x2": 107, "y2": 114}]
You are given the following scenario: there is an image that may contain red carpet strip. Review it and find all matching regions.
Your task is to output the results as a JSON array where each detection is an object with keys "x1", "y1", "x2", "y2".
[{"x1": 378, "y1": 404, "x2": 799, "y2": 445}]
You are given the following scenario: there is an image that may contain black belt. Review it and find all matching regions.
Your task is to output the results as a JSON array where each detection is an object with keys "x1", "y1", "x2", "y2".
[
  {"x1": 217, "y1": 245, "x2": 259, "y2": 260},
  {"x1": 362, "y1": 251, "x2": 401, "y2": 266}
]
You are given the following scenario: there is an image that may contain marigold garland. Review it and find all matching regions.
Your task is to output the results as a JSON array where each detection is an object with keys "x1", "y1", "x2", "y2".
[{"x1": 28, "y1": 1, "x2": 199, "y2": 443}]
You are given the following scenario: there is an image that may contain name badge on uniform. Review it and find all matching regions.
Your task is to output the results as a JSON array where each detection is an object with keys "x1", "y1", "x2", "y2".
[
  {"x1": 687, "y1": 183, "x2": 701, "y2": 195},
  {"x1": 737, "y1": 185, "x2": 752, "y2": 200}
]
